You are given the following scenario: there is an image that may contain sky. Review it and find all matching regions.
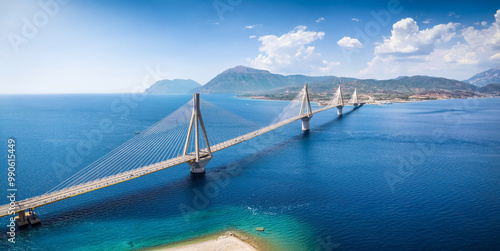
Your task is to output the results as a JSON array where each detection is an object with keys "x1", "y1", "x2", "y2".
[{"x1": 1, "y1": 0, "x2": 499, "y2": 93}]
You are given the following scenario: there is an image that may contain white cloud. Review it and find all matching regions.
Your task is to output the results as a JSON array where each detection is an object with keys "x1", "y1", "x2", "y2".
[
  {"x1": 249, "y1": 35, "x2": 256, "y2": 38},
  {"x1": 244, "y1": 25, "x2": 255, "y2": 29},
  {"x1": 423, "y1": 19, "x2": 431, "y2": 24},
  {"x1": 360, "y1": 9, "x2": 500, "y2": 80},
  {"x1": 316, "y1": 17, "x2": 325, "y2": 23},
  {"x1": 352, "y1": 18, "x2": 360, "y2": 22},
  {"x1": 249, "y1": 26, "x2": 338, "y2": 74},
  {"x1": 491, "y1": 53, "x2": 500, "y2": 60},
  {"x1": 481, "y1": 21, "x2": 488, "y2": 26},
  {"x1": 337, "y1": 37, "x2": 362, "y2": 48},
  {"x1": 319, "y1": 60, "x2": 340, "y2": 73},
  {"x1": 374, "y1": 18, "x2": 458, "y2": 55}
]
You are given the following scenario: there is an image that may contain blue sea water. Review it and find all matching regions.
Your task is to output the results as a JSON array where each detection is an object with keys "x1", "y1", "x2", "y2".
[{"x1": 0, "y1": 94, "x2": 499, "y2": 250}]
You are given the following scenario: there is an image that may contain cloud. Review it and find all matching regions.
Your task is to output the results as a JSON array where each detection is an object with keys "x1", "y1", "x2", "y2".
[
  {"x1": 352, "y1": 18, "x2": 359, "y2": 22},
  {"x1": 249, "y1": 35, "x2": 256, "y2": 38},
  {"x1": 319, "y1": 60, "x2": 340, "y2": 73},
  {"x1": 481, "y1": 21, "x2": 488, "y2": 26},
  {"x1": 441, "y1": 11, "x2": 500, "y2": 65},
  {"x1": 423, "y1": 19, "x2": 431, "y2": 24},
  {"x1": 360, "y1": 9, "x2": 500, "y2": 80},
  {"x1": 316, "y1": 17, "x2": 325, "y2": 23},
  {"x1": 337, "y1": 37, "x2": 362, "y2": 48},
  {"x1": 491, "y1": 53, "x2": 500, "y2": 60},
  {"x1": 249, "y1": 26, "x2": 338, "y2": 74},
  {"x1": 374, "y1": 18, "x2": 458, "y2": 56},
  {"x1": 244, "y1": 25, "x2": 255, "y2": 29}
]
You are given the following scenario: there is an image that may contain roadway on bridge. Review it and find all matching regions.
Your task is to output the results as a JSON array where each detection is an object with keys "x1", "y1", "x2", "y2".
[{"x1": 0, "y1": 104, "x2": 356, "y2": 217}]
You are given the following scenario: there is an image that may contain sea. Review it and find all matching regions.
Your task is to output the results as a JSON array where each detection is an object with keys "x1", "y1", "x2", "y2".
[{"x1": 0, "y1": 94, "x2": 499, "y2": 250}]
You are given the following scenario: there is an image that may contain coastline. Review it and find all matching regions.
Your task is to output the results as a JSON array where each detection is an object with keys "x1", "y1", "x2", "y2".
[
  {"x1": 237, "y1": 95, "x2": 498, "y2": 106},
  {"x1": 143, "y1": 230, "x2": 271, "y2": 251}
]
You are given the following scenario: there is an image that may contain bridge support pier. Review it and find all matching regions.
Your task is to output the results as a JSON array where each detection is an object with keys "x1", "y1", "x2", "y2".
[
  {"x1": 301, "y1": 117, "x2": 311, "y2": 131},
  {"x1": 336, "y1": 106, "x2": 343, "y2": 116},
  {"x1": 15, "y1": 211, "x2": 29, "y2": 227},
  {"x1": 187, "y1": 156, "x2": 212, "y2": 174},
  {"x1": 27, "y1": 208, "x2": 41, "y2": 225}
]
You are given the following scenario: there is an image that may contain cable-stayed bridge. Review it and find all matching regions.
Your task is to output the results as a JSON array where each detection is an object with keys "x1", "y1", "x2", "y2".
[{"x1": 1, "y1": 84, "x2": 366, "y2": 227}]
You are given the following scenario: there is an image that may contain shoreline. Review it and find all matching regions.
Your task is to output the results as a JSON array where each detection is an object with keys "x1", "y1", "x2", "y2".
[
  {"x1": 237, "y1": 95, "x2": 498, "y2": 106},
  {"x1": 143, "y1": 230, "x2": 271, "y2": 251}
]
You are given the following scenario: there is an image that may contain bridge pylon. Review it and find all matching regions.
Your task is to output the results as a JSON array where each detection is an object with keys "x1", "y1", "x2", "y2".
[
  {"x1": 352, "y1": 89, "x2": 359, "y2": 108},
  {"x1": 351, "y1": 89, "x2": 365, "y2": 108},
  {"x1": 183, "y1": 93, "x2": 212, "y2": 174},
  {"x1": 334, "y1": 85, "x2": 344, "y2": 116},
  {"x1": 299, "y1": 83, "x2": 313, "y2": 131}
]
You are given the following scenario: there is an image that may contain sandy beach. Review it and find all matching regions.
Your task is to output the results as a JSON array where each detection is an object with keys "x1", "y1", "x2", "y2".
[{"x1": 156, "y1": 232, "x2": 260, "y2": 251}]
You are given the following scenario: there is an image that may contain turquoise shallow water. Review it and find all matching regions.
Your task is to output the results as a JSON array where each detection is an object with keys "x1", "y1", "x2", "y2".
[{"x1": 0, "y1": 95, "x2": 499, "y2": 250}]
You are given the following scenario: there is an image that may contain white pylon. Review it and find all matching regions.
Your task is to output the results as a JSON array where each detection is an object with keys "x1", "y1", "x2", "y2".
[
  {"x1": 335, "y1": 86, "x2": 344, "y2": 116},
  {"x1": 352, "y1": 89, "x2": 359, "y2": 108},
  {"x1": 299, "y1": 83, "x2": 313, "y2": 131},
  {"x1": 184, "y1": 93, "x2": 212, "y2": 173}
]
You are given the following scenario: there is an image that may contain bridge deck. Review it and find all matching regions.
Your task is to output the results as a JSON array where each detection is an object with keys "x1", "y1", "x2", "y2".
[{"x1": 0, "y1": 104, "x2": 344, "y2": 217}]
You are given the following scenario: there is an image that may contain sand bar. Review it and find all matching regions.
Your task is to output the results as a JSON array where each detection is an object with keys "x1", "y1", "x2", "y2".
[{"x1": 156, "y1": 232, "x2": 259, "y2": 251}]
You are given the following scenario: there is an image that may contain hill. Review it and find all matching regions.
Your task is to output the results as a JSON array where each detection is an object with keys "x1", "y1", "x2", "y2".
[
  {"x1": 244, "y1": 76, "x2": 482, "y2": 101},
  {"x1": 145, "y1": 79, "x2": 201, "y2": 95},
  {"x1": 464, "y1": 67, "x2": 500, "y2": 87},
  {"x1": 263, "y1": 76, "x2": 476, "y2": 94},
  {"x1": 480, "y1": 83, "x2": 500, "y2": 95},
  {"x1": 143, "y1": 67, "x2": 500, "y2": 101},
  {"x1": 197, "y1": 65, "x2": 348, "y2": 93}
]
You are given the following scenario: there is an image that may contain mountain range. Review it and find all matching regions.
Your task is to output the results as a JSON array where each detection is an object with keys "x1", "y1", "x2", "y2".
[
  {"x1": 144, "y1": 66, "x2": 500, "y2": 99},
  {"x1": 144, "y1": 79, "x2": 201, "y2": 95},
  {"x1": 464, "y1": 67, "x2": 500, "y2": 87},
  {"x1": 196, "y1": 66, "x2": 343, "y2": 93}
]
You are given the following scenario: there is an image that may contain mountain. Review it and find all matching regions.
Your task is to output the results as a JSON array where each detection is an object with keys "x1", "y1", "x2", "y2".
[
  {"x1": 264, "y1": 75, "x2": 477, "y2": 95},
  {"x1": 464, "y1": 67, "x2": 500, "y2": 87},
  {"x1": 480, "y1": 83, "x2": 500, "y2": 95},
  {"x1": 197, "y1": 65, "x2": 343, "y2": 93},
  {"x1": 145, "y1": 79, "x2": 201, "y2": 95},
  {"x1": 393, "y1": 76, "x2": 408, "y2": 80},
  {"x1": 245, "y1": 75, "x2": 483, "y2": 101},
  {"x1": 143, "y1": 66, "x2": 498, "y2": 99},
  {"x1": 344, "y1": 76, "x2": 477, "y2": 94}
]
